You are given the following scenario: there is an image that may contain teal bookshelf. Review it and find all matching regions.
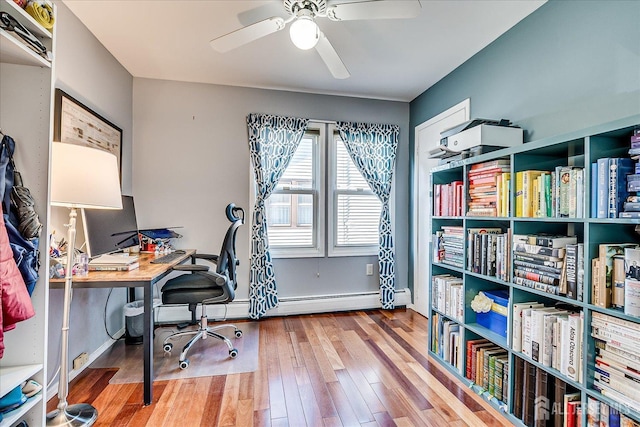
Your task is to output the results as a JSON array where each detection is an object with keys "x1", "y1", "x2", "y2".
[{"x1": 427, "y1": 116, "x2": 640, "y2": 427}]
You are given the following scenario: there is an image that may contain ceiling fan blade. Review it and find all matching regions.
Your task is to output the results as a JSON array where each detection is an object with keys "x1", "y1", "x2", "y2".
[
  {"x1": 210, "y1": 17, "x2": 285, "y2": 53},
  {"x1": 327, "y1": 0, "x2": 421, "y2": 21},
  {"x1": 315, "y1": 33, "x2": 350, "y2": 79}
]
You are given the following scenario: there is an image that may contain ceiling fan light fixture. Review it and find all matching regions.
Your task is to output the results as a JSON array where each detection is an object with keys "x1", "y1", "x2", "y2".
[{"x1": 289, "y1": 12, "x2": 319, "y2": 50}]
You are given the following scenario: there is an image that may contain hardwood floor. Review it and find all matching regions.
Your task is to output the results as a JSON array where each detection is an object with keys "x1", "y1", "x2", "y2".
[{"x1": 48, "y1": 309, "x2": 513, "y2": 426}]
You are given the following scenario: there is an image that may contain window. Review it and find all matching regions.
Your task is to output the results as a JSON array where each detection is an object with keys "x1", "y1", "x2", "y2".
[
  {"x1": 329, "y1": 132, "x2": 382, "y2": 256},
  {"x1": 262, "y1": 122, "x2": 386, "y2": 258},
  {"x1": 265, "y1": 127, "x2": 323, "y2": 257}
]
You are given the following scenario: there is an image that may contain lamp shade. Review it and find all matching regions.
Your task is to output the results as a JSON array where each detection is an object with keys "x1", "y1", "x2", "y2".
[{"x1": 51, "y1": 142, "x2": 122, "y2": 210}]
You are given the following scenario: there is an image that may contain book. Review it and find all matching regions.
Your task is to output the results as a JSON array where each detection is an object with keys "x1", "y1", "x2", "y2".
[
  {"x1": 534, "y1": 367, "x2": 551, "y2": 426},
  {"x1": 565, "y1": 243, "x2": 578, "y2": 299},
  {"x1": 514, "y1": 242, "x2": 566, "y2": 258},
  {"x1": 530, "y1": 234, "x2": 578, "y2": 248},
  {"x1": 513, "y1": 356, "x2": 525, "y2": 419},
  {"x1": 88, "y1": 261, "x2": 140, "y2": 271},
  {"x1": 592, "y1": 162, "x2": 599, "y2": 218},
  {"x1": 564, "y1": 312, "x2": 583, "y2": 383},
  {"x1": 564, "y1": 393, "x2": 581, "y2": 427},
  {"x1": 598, "y1": 158, "x2": 611, "y2": 218},
  {"x1": 609, "y1": 158, "x2": 634, "y2": 218},
  {"x1": 624, "y1": 277, "x2": 640, "y2": 317},
  {"x1": 553, "y1": 377, "x2": 566, "y2": 427},
  {"x1": 612, "y1": 254, "x2": 626, "y2": 309}
]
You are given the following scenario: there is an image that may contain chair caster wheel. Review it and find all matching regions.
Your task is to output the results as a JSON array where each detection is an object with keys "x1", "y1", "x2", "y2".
[
  {"x1": 179, "y1": 359, "x2": 190, "y2": 370},
  {"x1": 229, "y1": 349, "x2": 238, "y2": 359},
  {"x1": 235, "y1": 330, "x2": 243, "y2": 338},
  {"x1": 163, "y1": 343, "x2": 173, "y2": 353}
]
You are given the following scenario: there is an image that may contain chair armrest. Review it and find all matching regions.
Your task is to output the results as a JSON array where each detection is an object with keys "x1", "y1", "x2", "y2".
[
  {"x1": 171, "y1": 265, "x2": 209, "y2": 272},
  {"x1": 192, "y1": 253, "x2": 219, "y2": 264}
]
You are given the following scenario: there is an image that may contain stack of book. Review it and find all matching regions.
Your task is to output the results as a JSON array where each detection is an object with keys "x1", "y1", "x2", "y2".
[
  {"x1": 433, "y1": 180, "x2": 463, "y2": 216},
  {"x1": 431, "y1": 274, "x2": 463, "y2": 321},
  {"x1": 433, "y1": 225, "x2": 464, "y2": 268},
  {"x1": 466, "y1": 159, "x2": 510, "y2": 217},
  {"x1": 591, "y1": 312, "x2": 640, "y2": 414},
  {"x1": 592, "y1": 243, "x2": 639, "y2": 310},
  {"x1": 586, "y1": 396, "x2": 634, "y2": 427},
  {"x1": 513, "y1": 356, "x2": 581, "y2": 427},
  {"x1": 512, "y1": 234, "x2": 578, "y2": 296},
  {"x1": 431, "y1": 312, "x2": 462, "y2": 373},
  {"x1": 593, "y1": 156, "x2": 634, "y2": 218},
  {"x1": 515, "y1": 167, "x2": 585, "y2": 218},
  {"x1": 465, "y1": 339, "x2": 509, "y2": 404},
  {"x1": 466, "y1": 227, "x2": 510, "y2": 280},
  {"x1": 622, "y1": 129, "x2": 640, "y2": 219},
  {"x1": 513, "y1": 301, "x2": 583, "y2": 382}
]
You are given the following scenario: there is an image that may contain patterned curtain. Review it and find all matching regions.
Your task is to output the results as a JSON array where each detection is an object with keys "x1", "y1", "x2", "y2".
[
  {"x1": 247, "y1": 113, "x2": 309, "y2": 319},
  {"x1": 335, "y1": 121, "x2": 399, "y2": 309}
]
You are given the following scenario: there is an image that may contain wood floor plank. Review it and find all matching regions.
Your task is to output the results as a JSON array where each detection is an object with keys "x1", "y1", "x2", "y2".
[
  {"x1": 331, "y1": 339, "x2": 385, "y2": 414},
  {"x1": 235, "y1": 399, "x2": 254, "y2": 427},
  {"x1": 219, "y1": 373, "x2": 241, "y2": 426},
  {"x1": 298, "y1": 341, "x2": 339, "y2": 419},
  {"x1": 53, "y1": 309, "x2": 515, "y2": 427}
]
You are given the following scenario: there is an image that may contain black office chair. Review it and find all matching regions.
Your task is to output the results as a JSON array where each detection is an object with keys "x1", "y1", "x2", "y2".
[{"x1": 160, "y1": 203, "x2": 244, "y2": 369}]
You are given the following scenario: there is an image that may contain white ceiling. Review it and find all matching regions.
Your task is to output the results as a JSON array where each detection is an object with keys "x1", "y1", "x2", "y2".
[{"x1": 62, "y1": 0, "x2": 546, "y2": 102}]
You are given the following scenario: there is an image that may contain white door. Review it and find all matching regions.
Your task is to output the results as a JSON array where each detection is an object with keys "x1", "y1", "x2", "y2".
[{"x1": 413, "y1": 99, "x2": 470, "y2": 317}]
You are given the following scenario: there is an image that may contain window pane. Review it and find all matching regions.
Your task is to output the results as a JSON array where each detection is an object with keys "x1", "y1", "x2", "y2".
[
  {"x1": 267, "y1": 192, "x2": 314, "y2": 247},
  {"x1": 266, "y1": 194, "x2": 291, "y2": 226},
  {"x1": 336, "y1": 193, "x2": 381, "y2": 246},
  {"x1": 336, "y1": 138, "x2": 370, "y2": 191},
  {"x1": 297, "y1": 194, "x2": 313, "y2": 226},
  {"x1": 277, "y1": 137, "x2": 314, "y2": 191}
]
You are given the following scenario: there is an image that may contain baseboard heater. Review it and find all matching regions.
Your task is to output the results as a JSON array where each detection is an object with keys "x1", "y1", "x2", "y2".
[{"x1": 155, "y1": 287, "x2": 412, "y2": 323}]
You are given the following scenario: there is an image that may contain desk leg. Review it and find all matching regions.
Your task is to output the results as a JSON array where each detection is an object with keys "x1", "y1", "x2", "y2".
[{"x1": 143, "y1": 285, "x2": 154, "y2": 405}]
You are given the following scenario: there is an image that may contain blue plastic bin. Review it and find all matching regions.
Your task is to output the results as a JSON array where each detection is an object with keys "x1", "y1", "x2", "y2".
[{"x1": 476, "y1": 289, "x2": 509, "y2": 337}]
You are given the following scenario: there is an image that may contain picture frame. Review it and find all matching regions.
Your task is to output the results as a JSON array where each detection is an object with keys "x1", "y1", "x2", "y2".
[{"x1": 53, "y1": 89, "x2": 123, "y2": 179}]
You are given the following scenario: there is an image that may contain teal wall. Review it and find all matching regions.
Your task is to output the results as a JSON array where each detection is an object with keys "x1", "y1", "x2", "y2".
[{"x1": 408, "y1": 0, "x2": 640, "y2": 291}]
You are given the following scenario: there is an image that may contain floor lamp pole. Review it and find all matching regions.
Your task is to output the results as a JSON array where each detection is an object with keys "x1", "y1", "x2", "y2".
[{"x1": 46, "y1": 207, "x2": 98, "y2": 427}]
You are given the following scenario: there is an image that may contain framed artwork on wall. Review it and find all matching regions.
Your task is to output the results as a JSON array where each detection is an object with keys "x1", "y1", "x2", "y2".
[{"x1": 53, "y1": 88, "x2": 123, "y2": 179}]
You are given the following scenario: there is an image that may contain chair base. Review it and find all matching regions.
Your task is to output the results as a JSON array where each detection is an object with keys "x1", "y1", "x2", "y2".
[{"x1": 163, "y1": 314, "x2": 242, "y2": 369}]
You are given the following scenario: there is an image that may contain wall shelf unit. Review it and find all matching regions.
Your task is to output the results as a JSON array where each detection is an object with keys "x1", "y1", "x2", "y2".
[
  {"x1": 0, "y1": 0, "x2": 55, "y2": 425},
  {"x1": 426, "y1": 115, "x2": 640, "y2": 427}
]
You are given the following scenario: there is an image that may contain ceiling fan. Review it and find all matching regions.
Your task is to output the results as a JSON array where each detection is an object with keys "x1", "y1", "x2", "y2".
[{"x1": 209, "y1": 0, "x2": 421, "y2": 80}]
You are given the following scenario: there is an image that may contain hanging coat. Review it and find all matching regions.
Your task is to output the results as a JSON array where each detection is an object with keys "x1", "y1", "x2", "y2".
[{"x1": 0, "y1": 204, "x2": 34, "y2": 359}]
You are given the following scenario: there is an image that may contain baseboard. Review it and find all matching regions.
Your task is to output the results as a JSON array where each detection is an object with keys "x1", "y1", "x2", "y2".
[
  {"x1": 155, "y1": 288, "x2": 412, "y2": 323},
  {"x1": 46, "y1": 328, "x2": 125, "y2": 402}
]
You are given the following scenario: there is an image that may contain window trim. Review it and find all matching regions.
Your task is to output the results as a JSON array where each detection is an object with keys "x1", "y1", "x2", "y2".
[{"x1": 267, "y1": 123, "x2": 325, "y2": 259}]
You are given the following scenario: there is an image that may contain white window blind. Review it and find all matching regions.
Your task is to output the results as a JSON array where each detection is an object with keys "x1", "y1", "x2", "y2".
[{"x1": 334, "y1": 138, "x2": 381, "y2": 248}]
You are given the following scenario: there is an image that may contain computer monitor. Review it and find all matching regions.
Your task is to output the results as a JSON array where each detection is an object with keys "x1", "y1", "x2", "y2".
[{"x1": 81, "y1": 195, "x2": 140, "y2": 259}]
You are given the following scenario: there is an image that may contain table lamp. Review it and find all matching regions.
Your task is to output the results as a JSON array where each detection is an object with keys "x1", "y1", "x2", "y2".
[{"x1": 47, "y1": 142, "x2": 122, "y2": 427}]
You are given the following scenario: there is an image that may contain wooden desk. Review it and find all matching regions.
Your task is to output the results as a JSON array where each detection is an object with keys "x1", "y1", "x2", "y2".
[{"x1": 50, "y1": 249, "x2": 195, "y2": 405}]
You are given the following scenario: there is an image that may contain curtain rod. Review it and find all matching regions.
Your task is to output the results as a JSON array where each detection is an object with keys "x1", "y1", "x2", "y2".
[{"x1": 310, "y1": 119, "x2": 337, "y2": 124}]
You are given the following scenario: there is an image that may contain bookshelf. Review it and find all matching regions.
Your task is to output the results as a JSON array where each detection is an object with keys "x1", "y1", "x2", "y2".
[
  {"x1": 0, "y1": 1, "x2": 55, "y2": 425},
  {"x1": 427, "y1": 115, "x2": 640, "y2": 426}
]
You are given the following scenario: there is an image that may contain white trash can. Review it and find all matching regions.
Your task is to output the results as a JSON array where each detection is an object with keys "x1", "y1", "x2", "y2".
[{"x1": 124, "y1": 299, "x2": 161, "y2": 339}]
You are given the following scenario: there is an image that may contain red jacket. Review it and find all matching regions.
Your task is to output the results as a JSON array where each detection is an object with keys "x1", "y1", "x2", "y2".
[{"x1": 0, "y1": 205, "x2": 34, "y2": 358}]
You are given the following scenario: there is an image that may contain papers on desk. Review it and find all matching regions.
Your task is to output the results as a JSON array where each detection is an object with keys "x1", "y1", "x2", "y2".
[
  {"x1": 88, "y1": 262, "x2": 140, "y2": 271},
  {"x1": 89, "y1": 253, "x2": 139, "y2": 265}
]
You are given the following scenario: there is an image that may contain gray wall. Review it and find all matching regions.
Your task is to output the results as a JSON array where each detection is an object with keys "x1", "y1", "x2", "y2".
[
  {"x1": 48, "y1": 2, "x2": 133, "y2": 379},
  {"x1": 132, "y1": 79, "x2": 410, "y2": 307},
  {"x1": 409, "y1": 0, "x2": 640, "y2": 289}
]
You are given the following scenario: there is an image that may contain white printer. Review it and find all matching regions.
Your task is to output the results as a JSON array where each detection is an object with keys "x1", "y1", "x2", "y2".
[{"x1": 430, "y1": 119, "x2": 523, "y2": 159}]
